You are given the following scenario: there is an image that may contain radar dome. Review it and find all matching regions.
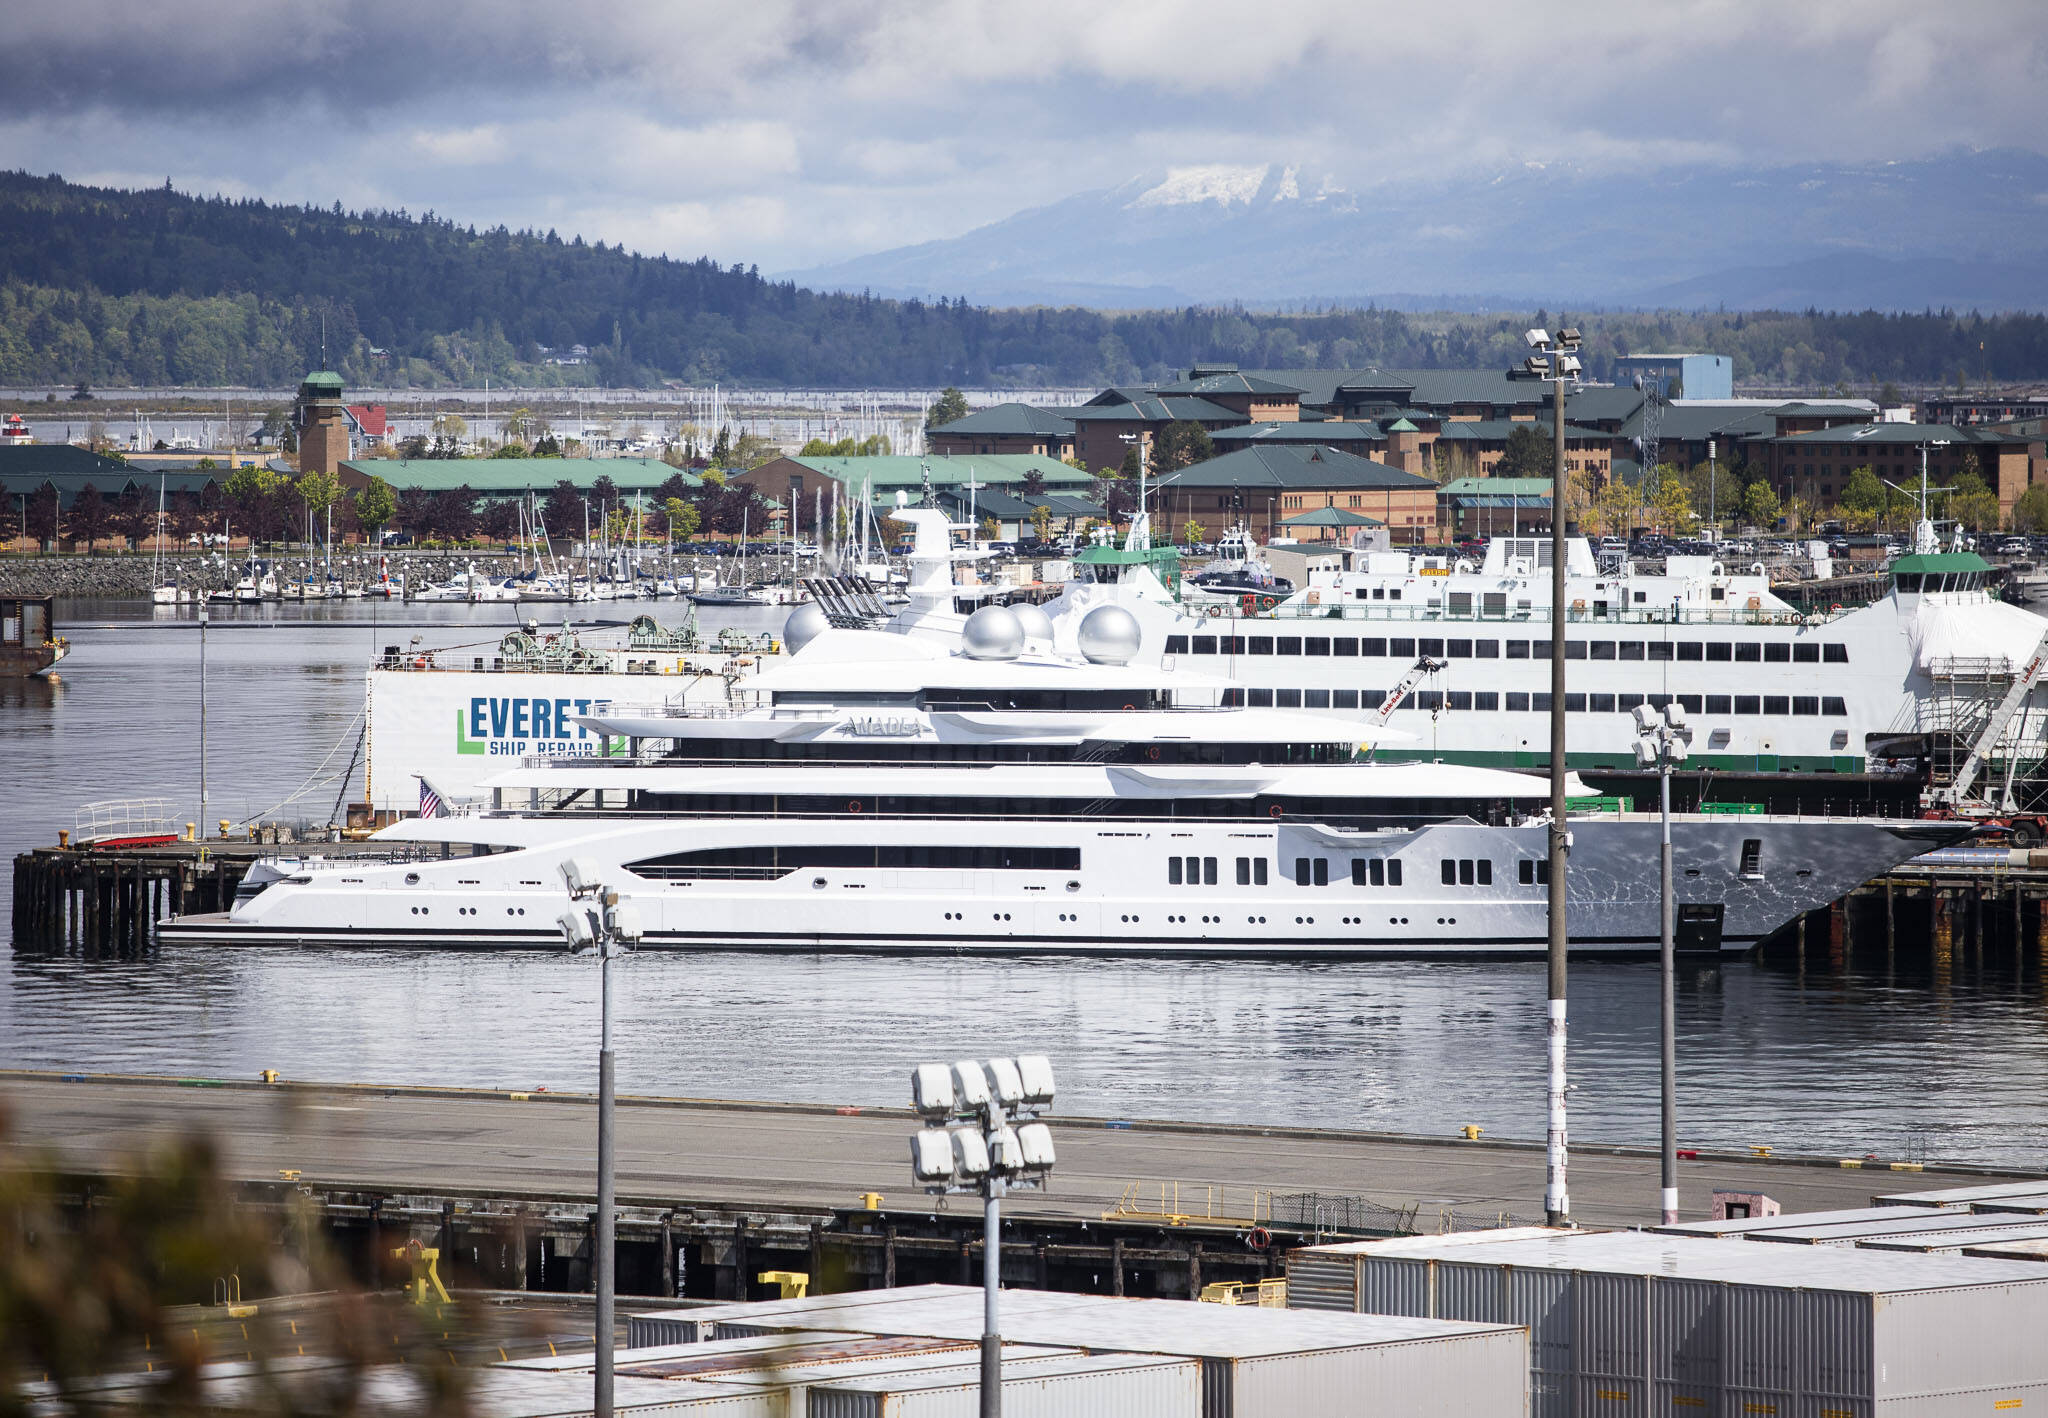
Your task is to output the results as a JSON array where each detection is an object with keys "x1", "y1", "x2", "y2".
[
  {"x1": 1077, "y1": 605, "x2": 1142, "y2": 666},
  {"x1": 781, "y1": 601, "x2": 830, "y2": 656},
  {"x1": 1012, "y1": 602, "x2": 1055, "y2": 644},
  {"x1": 961, "y1": 605, "x2": 1026, "y2": 660}
]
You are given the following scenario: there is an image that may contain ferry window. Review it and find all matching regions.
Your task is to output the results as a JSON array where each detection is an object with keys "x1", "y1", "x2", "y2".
[
  {"x1": 1389, "y1": 860, "x2": 1403, "y2": 885},
  {"x1": 1277, "y1": 689, "x2": 1303, "y2": 708},
  {"x1": 1305, "y1": 636, "x2": 1330, "y2": 655},
  {"x1": 1679, "y1": 695, "x2": 1704, "y2": 713},
  {"x1": 1793, "y1": 643, "x2": 1819, "y2": 663},
  {"x1": 1894, "y1": 574, "x2": 1921, "y2": 592},
  {"x1": 1474, "y1": 691, "x2": 1499, "y2": 711},
  {"x1": 1763, "y1": 695, "x2": 1790, "y2": 716},
  {"x1": 1248, "y1": 689, "x2": 1274, "y2": 707},
  {"x1": 1165, "y1": 635, "x2": 1190, "y2": 655},
  {"x1": 1447, "y1": 638, "x2": 1472, "y2": 658},
  {"x1": 1255, "y1": 859, "x2": 1269, "y2": 885},
  {"x1": 1448, "y1": 592, "x2": 1473, "y2": 617},
  {"x1": 1734, "y1": 643, "x2": 1762, "y2": 662},
  {"x1": 1237, "y1": 857, "x2": 1251, "y2": 885},
  {"x1": 1334, "y1": 689, "x2": 1360, "y2": 708},
  {"x1": 1532, "y1": 692, "x2": 1553, "y2": 711},
  {"x1": 1734, "y1": 695, "x2": 1759, "y2": 714},
  {"x1": 1448, "y1": 691, "x2": 1472, "y2": 711},
  {"x1": 1792, "y1": 696, "x2": 1819, "y2": 716},
  {"x1": 1533, "y1": 639, "x2": 1554, "y2": 659},
  {"x1": 1223, "y1": 688, "x2": 1246, "y2": 707},
  {"x1": 1646, "y1": 642, "x2": 1673, "y2": 661},
  {"x1": 1633, "y1": 591, "x2": 1648, "y2": 604},
  {"x1": 1304, "y1": 689, "x2": 1331, "y2": 708},
  {"x1": 1823, "y1": 644, "x2": 1849, "y2": 663},
  {"x1": 1415, "y1": 690, "x2": 1443, "y2": 710},
  {"x1": 1483, "y1": 592, "x2": 1508, "y2": 616},
  {"x1": 1618, "y1": 641, "x2": 1645, "y2": 661},
  {"x1": 1565, "y1": 641, "x2": 1588, "y2": 660},
  {"x1": 1362, "y1": 637, "x2": 1387, "y2": 657},
  {"x1": 1204, "y1": 857, "x2": 1218, "y2": 885},
  {"x1": 1764, "y1": 643, "x2": 1791, "y2": 663},
  {"x1": 1475, "y1": 639, "x2": 1500, "y2": 658},
  {"x1": 1277, "y1": 636, "x2": 1302, "y2": 656},
  {"x1": 1564, "y1": 693, "x2": 1587, "y2": 712},
  {"x1": 1419, "y1": 638, "x2": 1445, "y2": 657},
  {"x1": 1705, "y1": 643, "x2": 1732, "y2": 662},
  {"x1": 1333, "y1": 637, "x2": 1359, "y2": 656},
  {"x1": 1618, "y1": 693, "x2": 1645, "y2": 711},
  {"x1": 1223, "y1": 636, "x2": 1246, "y2": 654},
  {"x1": 1169, "y1": 858, "x2": 1184, "y2": 885},
  {"x1": 1390, "y1": 637, "x2": 1416, "y2": 657},
  {"x1": 1389, "y1": 588, "x2": 1403, "y2": 600},
  {"x1": 1589, "y1": 642, "x2": 1616, "y2": 661},
  {"x1": 1740, "y1": 838, "x2": 1762, "y2": 875},
  {"x1": 1297, "y1": 858, "x2": 1313, "y2": 886},
  {"x1": 1249, "y1": 636, "x2": 1274, "y2": 655},
  {"x1": 1590, "y1": 693, "x2": 1617, "y2": 713},
  {"x1": 1506, "y1": 640, "x2": 1531, "y2": 659},
  {"x1": 1357, "y1": 586, "x2": 1375, "y2": 600},
  {"x1": 1506, "y1": 692, "x2": 1531, "y2": 711},
  {"x1": 1822, "y1": 697, "x2": 1847, "y2": 716},
  {"x1": 1192, "y1": 635, "x2": 1219, "y2": 655},
  {"x1": 1442, "y1": 859, "x2": 1457, "y2": 886}
]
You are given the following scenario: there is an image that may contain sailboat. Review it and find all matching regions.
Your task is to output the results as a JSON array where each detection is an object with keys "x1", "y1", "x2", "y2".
[{"x1": 150, "y1": 474, "x2": 184, "y2": 604}]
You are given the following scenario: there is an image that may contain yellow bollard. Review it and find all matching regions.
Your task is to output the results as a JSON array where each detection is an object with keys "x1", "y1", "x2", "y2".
[
  {"x1": 56, "y1": 829, "x2": 69, "y2": 849},
  {"x1": 857, "y1": 1192, "x2": 884, "y2": 1211},
  {"x1": 1461, "y1": 1125, "x2": 1483, "y2": 1140},
  {"x1": 184, "y1": 823, "x2": 196, "y2": 842},
  {"x1": 218, "y1": 819, "x2": 231, "y2": 840},
  {"x1": 259, "y1": 1069, "x2": 279, "y2": 1084}
]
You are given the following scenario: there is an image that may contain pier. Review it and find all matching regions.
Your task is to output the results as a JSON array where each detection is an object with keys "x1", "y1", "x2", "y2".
[{"x1": 1, "y1": 1072, "x2": 2032, "y2": 1306}]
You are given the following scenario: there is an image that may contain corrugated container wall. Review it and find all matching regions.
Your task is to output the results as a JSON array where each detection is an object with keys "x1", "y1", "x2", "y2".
[
  {"x1": 1283, "y1": 1252, "x2": 1359, "y2": 1313},
  {"x1": 1225, "y1": 1329, "x2": 1530, "y2": 1418},
  {"x1": 1872, "y1": 1283, "x2": 2048, "y2": 1401},
  {"x1": 807, "y1": 1357, "x2": 1203, "y2": 1418},
  {"x1": 628, "y1": 1314, "x2": 701, "y2": 1347}
]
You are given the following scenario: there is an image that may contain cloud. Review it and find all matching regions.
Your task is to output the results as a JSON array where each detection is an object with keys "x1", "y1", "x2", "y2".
[{"x1": 1, "y1": 0, "x2": 2042, "y2": 272}]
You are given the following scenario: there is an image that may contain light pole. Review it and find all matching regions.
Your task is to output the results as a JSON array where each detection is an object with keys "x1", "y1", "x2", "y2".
[
  {"x1": 1524, "y1": 324, "x2": 1582, "y2": 1228},
  {"x1": 910, "y1": 1056, "x2": 1058, "y2": 1418},
  {"x1": 197, "y1": 607, "x2": 208, "y2": 833},
  {"x1": 557, "y1": 856, "x2": 643, "y2": 1418},
  {"x1": 1633, "y1": 702, "x2": 1693, "y2": 1225}
]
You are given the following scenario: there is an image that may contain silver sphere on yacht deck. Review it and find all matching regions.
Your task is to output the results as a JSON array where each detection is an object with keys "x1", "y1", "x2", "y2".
[
  {"x1": 961, "y1": 604, "x2": 1026, "y2": 660},
  {"x1": 1012, "y1": 602, "x2": 1055, "y2": 644},
  {"x1": 1077, "y1": 604, "x2": 1141, "y2": 666},
  {"x1": 782, "y1": 601, "x2": 830, "y2": 655}
]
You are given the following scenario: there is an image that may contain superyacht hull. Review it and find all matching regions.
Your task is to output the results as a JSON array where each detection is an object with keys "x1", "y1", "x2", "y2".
[{"x1": 156, "y1": 813, "x2": 1963, "y2": 957}]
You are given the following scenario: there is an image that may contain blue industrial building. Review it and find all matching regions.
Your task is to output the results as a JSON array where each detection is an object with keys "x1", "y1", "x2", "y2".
[{"x1": 1612, "y1": 353, "x2": 1733, "y2": 400}]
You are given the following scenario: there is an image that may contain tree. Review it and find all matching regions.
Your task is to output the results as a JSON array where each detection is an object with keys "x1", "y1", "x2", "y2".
[
  {"x1": 352, "y1": 476, "x2": 396, "y2": 541},
  {"x1": 924, "y1": 387, "x2": 969, "y2": 430},
  {"x1": 1020, "y1": 468, "x2": 1046, "y2": 497},
  {"x1": 1493, "y1": 425, "x2": 1554, "y2": 480},
  {"x1": 2012, "y1": 485, "x2": 2048, "y2": 533},
  {"x1": 709, "y1": 426, "x2": 732, "y2": 466},
  {"x1": 1117, "y1": 445, "x2": 1143, "y2": 479},
  {"x1": 980, "y1": 516, "x2": 1000, "y2": 542},
  {"x1": 1148, "y1": 421, "x2": 1214, "y2": 477},
  {"x1": 1878, "y1": 382, "x2": 1904, "y2": 408},
  {"x1": 65, "y1": 482, "x2": 109, "y2": 552},
  {"x1": 663, "y1": 497, "x2": 700, "y2": 541},
  {"x1": 259, "y1": 405, "x2": 292, "y2": 445},
  {"x1": 1029, "y1": 504, "x2": 1054, "y2": 545},
  {"x1": 1647, "y1": 478, "x2": 1697, "y2": 536},
  {"x1": 730, "y1": 432, "x2": 778, "y2": 470},
  {"x1": 1838, "y1": 466, "x2": 1889, "y2": 531},
  {"x1": 1183, "y1": 518, "x2": 1206, "y2": 546},
  {"x1": 1741, "y1": 479, "x2": 1780, "y2": 529},
  {"x1": 296, "y1": 467, "x2": 343, "y2": 543},
  {"x1": 430, "y1": 412, "x2": 468, "y2": 445},
  {"x1": 115, "y1": 488, "x2": 157, "y2": 551},
  {"x1": 1945, "y1": 464, "x2": 2000, "y2": 532},
  {"x1": 26, "y1": 485, "x2": 60, "y2": 549},
  {"x1": 1682, "y1": 459, "x2": 1743, "y2": 528}
]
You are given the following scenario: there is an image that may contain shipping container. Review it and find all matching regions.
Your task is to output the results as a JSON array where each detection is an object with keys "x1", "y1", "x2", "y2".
[
  {"x1": 626, "y1": 1285, "x2": 965, "y2": 1347},
  {"x1": 1653, "y1": 1207, "x2": 1959, "y2": 1239},
  {"x1": 1298, "y1": 1227, "x2": 2048, "y2": 1415},
  {"x1": 1876, "y1": 1180, "x2": 2048, "y2": 1208},
  {"x1": 630, "y1": 1284, "x2": 1527, "y2": 1418},
  {"x1": 1744, "y1": 1211, "x2": 2048, "y2": 1246},
  {"x1": 806, "y1": 1353, "x2": 1200, "y2": 1418},
  {"x1": 1858, "y1": 1222, "x2": 2048, "y2": 1254}
]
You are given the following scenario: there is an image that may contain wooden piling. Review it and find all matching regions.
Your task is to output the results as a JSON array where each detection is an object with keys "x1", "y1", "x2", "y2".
[{"x1": 1111, "y1": 1236, "x2": 1125, "y2": 1296}]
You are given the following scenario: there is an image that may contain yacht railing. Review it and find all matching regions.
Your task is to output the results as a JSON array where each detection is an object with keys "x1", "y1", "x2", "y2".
[{"x1": 1244, "y1": 602, "x2": 1825, "y2": 627}]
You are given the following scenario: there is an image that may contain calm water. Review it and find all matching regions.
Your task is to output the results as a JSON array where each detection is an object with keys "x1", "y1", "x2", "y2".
[{"x1": 6, "y1": 602, "x2": 2048, "y2": 1170}]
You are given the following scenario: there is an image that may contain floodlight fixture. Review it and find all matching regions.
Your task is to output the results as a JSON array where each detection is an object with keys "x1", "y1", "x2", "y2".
[
  {"x1": 559, "y1": 856, "x2": 602, "y2": 897},
  {"x1": 951, "y1": 1060, "x2": 992, "y2": 1112},
  {"x1": 1632, "y1": 704, "x2": 1659, "y2": 733},
  {"x1": 1525, "y1": 356, "x2": 1549, "y2": 377},
  {"x1": 1015, "y1": 1121, "x2": 1056, "y2": 1170},
  {"x1": 1663, "y1": 703, "x2": 1688, "y2": 731},
  {"x1": 950, "y1": 1127, "x2": 991, "y2": 1180},
  {"x1": 986, "y1": 1057, "x2": 1025, "y2": 1108},
  {"x1": 1524, "y1": 328, "x2": 1552, "y2": 349},
  {"x1": 912, "y1": 1063, "x2": 957, "y2": 1118},
  {"x1": 1559, "y1": 354, "x2": 1583, "y2": 376},
  {"x1": 1667, "y1": 738, "x2": 1689, "y2": 764},
  {"x1": 910, "y1": 1129, "x2": 955, "y2": 1184},
  {"x1": 607, "y1": 902, "x2": 644, "y2": 942},
  {"x1": 1633, "y1": 739, "x2": 1658, "y2": 767},
  {"x1": 1016, "y1": 1055, "x2": 1055, "y2": 1107},
  {"x1": 988, "y1": 1125, "x2": 1024, "y2": 1175},
  {"x1": 1557, "y1": 326, "x2": 1582, "y2": 346},
  {"x1": 558, "y1": 907, "x2": 596, "y2": 950}
]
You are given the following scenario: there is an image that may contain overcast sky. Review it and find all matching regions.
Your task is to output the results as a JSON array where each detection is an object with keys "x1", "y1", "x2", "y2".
[{"x1": 6, "y1": 0, "x2": 2042, "y2": 275}]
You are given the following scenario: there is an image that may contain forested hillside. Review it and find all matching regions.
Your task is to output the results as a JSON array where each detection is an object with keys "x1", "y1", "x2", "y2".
[{"x1": 3, "y1": 171, "x2": 2047, "y2": 390}]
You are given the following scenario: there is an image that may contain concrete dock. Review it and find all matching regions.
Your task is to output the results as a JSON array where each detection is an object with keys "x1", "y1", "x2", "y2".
[{"x1": 3, "y1": 1072, "x2": 2020, "y2": 1229}]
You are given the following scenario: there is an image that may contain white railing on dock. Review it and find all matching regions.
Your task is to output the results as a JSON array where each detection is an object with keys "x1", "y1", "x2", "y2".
[{"x1": 74, "y1": 798, "x2": 177, "y2": 845}]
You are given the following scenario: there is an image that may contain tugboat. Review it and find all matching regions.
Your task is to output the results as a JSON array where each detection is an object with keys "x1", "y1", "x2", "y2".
[{"x1": 2, "y1": 595, "x2": 68, "y2": 676}]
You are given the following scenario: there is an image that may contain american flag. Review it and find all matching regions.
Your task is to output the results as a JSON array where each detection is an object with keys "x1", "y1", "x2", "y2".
[{"x1": 418, "y1": 778, "x2": 444, "y2": 820}]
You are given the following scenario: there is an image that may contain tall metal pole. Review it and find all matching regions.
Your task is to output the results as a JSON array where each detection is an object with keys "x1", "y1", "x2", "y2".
[
  {"x1": 1659, "y1": 753, "x2": 1678, "y2": 1225},
  {"x1": 198, "y1": 608, "x2": 208, "y2": 833},
  {"x1": 1546, "y1": 353, "x2": 1571, "y2": 1229},
  {"x1": 981, "y1": 1173, "x2": 1002, "y2": 1418},
  {"x1": 595, "y1": 937, "x2": 616, "y2": 1418}
]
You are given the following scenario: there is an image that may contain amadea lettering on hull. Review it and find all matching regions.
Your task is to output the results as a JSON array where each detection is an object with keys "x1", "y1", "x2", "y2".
[
  {"x1": 460, "y1": 695, "x2": 627, "y2": 758},
  {"x1": 844, "y1": 715, "x2": 923, "y2": 737}
]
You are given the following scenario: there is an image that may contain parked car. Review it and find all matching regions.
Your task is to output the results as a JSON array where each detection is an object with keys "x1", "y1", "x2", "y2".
[{"x1": 1997, "y1": 537, "x2": 2030, "y2": 557}]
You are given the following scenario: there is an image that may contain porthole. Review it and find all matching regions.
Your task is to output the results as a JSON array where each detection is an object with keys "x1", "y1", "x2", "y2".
[
  {"x1": 813, "y1": 877, "x2": 827, "y2": 889},
  {"x1": 404, "y1": 872, "x2": 420, "y2": 886}
]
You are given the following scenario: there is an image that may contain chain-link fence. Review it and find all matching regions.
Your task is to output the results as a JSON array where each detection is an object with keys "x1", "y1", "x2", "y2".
[{"x1": 1271, "y1": 1190, "x2": 1534, "y2": 1241}]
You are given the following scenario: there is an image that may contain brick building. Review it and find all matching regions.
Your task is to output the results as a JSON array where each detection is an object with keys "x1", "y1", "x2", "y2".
[
  {"x1": 294, "y1": 371, "x2": 350, "y2": 477},
  {"x1": 924, "y1": 403, "x2": 1076, "y2": 458},
  {"x1": 1151, "y1": 444, "x2": 1439, "y2": 545},
  {"x1": 1759, "y1": 424, "x2": 2043, "y2": 522}
]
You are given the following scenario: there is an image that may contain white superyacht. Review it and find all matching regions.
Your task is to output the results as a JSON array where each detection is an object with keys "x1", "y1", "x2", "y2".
[{"x1": 162, "y1": 580, "x2": 1963, "y2": 956}]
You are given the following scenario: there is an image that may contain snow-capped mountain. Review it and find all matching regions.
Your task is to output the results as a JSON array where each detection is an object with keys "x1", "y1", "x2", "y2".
[{"x1": 782, "y1": 151, "x2": 2048, "y2": 311}]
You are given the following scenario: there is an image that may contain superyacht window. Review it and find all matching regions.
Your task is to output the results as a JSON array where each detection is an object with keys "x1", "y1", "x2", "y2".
[
  {"x1": 1362, "y1": 637, "x2": 1387, "y2": 657},
  {"x1": 1793, "y1": 643, "x2": 1819, "y2": 663},
  {"x1": 1192, "y1": 635, "x2": 1219, "y2": 655},
  {"x1": 1764, "y1": 643, "x2": 1791, "y2": 663},
  {"x1": 1333, "y1": 637, "x2": 1359, "y2": 656}
]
